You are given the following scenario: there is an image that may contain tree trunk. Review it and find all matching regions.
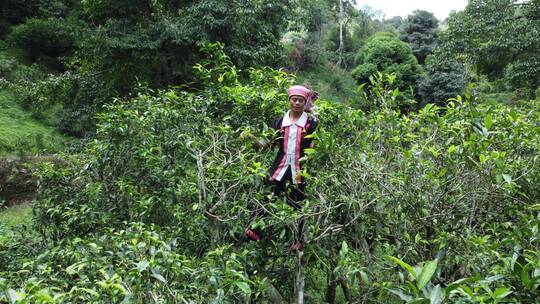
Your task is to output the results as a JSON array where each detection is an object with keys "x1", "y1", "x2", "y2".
[
  {"x1": 325, "y1": 275, "x2": 338, "y2": 303},
  {"x1": 337, "y1": 0, "x2": 344, "y2": 67},
  {"x1": 262, "y1": 276, "x2": 285, "y2": 304},
  {"x1": 339, "y1": 276, "x2": 353, "y2": 303},
  {"x1": 294, "y1": 250, "x2": 305, "y2": 304}
]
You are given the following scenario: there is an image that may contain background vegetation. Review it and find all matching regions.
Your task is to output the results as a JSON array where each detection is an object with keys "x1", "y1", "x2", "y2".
[{"x1": 0, "y1": 0, "x2": 539, "y2": 303}]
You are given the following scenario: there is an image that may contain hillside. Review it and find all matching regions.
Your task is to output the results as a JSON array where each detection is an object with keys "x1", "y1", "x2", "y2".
[{"x1": 0, "y1": 89, "x2": 66, "y2": 155}]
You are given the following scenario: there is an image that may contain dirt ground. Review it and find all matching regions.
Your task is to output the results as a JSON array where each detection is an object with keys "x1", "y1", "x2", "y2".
[
  {"x1": 0, "y1": 157, "x2": 34, "y2": 207},
  {"x1": 0, "y1": 155, "x2": 63, "y2": 207}
]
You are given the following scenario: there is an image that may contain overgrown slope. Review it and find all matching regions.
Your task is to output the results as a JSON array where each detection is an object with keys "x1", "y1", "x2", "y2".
[{"x1": 0, "y1": 89, "x2": 66, "y2": 155}]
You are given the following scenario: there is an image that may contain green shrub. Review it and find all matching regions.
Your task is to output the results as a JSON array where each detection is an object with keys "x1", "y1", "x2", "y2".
[
  {"x1": 296, "y1": 64, "x2": 358, "y2": 103},
  {"x1": 3, "y1": 45, "x2": 540, "y2": 302},
  {"x1": 11, "y1": 70, "x2": 110, "y2": 137},
  {"x1": 6, "y1": 18, "x2": 77, "y2": 63},
  {"x1": 0, "y1": 223, "x2": 255, "y2": 303},
  {"x1": 352, "y1": 32, "x2": 424, "y2": 100},
  {"x1": 33, "y1": 44, "x2": 292, "y2": 242},
  {"x1": 418, "y1": 53, "x2": 470, "y2": 106}
]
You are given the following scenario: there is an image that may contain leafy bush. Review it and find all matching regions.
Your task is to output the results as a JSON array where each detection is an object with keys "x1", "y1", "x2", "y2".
[
  {"x1": 2, "y1": 45, "x2": 539, "y2": 302},
  {"x1": 418, "y1": 53, "x2": 470, "y2": 106},
  {"x1": 352, "y1": 32, "x2": 424, "y2": 101},
  {"x1": 0, "y1": 223, "x2": 255, "y2": 303},
  {"x1": 9, "y1": 70, "x2": 112, "y2": 137},
  {"x1": 399, "y1": 10, "x2": 439, "y2": 65},
  {"x1": 438, "y1": 0, "x2": 540, "y2": 98},
  {"x1": 296, "y1": 64, "x2": 358, "y2": 103},
  {"x1": 33, "y1": 44, "x2": 292, "y2": 242},
  {"x1": 6, "y1": 18, "x2": 77, "y2": 63}
]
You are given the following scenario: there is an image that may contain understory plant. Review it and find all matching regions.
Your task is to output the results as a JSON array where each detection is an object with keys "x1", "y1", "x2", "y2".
[{"x1": 1, "y1": 43, "x2": 539, "y2": 303}]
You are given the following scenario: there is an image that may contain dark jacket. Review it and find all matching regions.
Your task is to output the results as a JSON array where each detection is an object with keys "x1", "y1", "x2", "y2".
[{"x1": 268, "y1": 112, "x2": 318, "y2": 184}]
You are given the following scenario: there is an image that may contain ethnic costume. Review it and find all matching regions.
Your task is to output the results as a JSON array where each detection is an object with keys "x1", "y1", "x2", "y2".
[
  {"x1": 267, "y1": 110, "x2": 318, "y2": 206},
  {"x1": 245, "y1": 85, "x2": 319, "y2": 248},
  {"x1": 246, "y1": 110, "x2": 318, "y2": 245}
]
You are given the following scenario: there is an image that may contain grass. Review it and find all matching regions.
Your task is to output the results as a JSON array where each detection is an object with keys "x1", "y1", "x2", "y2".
[
  {"x1": 0, "y1": 203, "x2": 32, "y2": 245},
  {"x1": 0, "y1": 204, "x2": 35, "y2": 263},
  {"x1": 0, "y1": 203, "x2": 31, "y2": 228},
  {"x1": 0, "y1": 89, "x2": 68, "y2": 156},
  {"x1": 295, "y1": 64, "x2": 359, "y2": 103},
  {"x1": 0, "y1": 42, "x2": 71, "y2": 156}
]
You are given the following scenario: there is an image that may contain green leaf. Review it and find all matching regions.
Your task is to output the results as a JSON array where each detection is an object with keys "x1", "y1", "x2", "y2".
[
  {"x1": 389, "y1": 256, "x2": 416, "y2": 278},
  {"x1": 458, "y1": 285, "x2": 474, "y2": 298},
  {"x1": 151, "y1": 272, "x2": 167, "y2": 284},
  {"x1": 520, "y1": 265, "x2": 531, "y2": 286},
  {"x1": 235, "y1": 282, "x2": 251, "y2": 294},
  {"x1": 387, "y1": 288, "x2": 412, "y2": 301},
  {"x1": 430, "y1": 284, "x2": 443, "y2": 304},
  {"x1": 77, "y1": 288, "x2": 100, "y2": 297},
  {"x1": 492, "y1": 287, "x2": 512, "y2": 299},
  {"x1": 484, "y1": 275, "x2": 505, "y2": 283},
  {"x1": 136, "y1": 260, "x2": 150, "y2": 272},
  {"x1": 35, "y1": 289, "x2": 54, "y2": 303},
  {"x1": 339, "y1": 241, "x2": 348, "y2": 258},
  {"x1": 479, "y1": 154, "x2": 486, "y2": 163},
  {"x1": 5, "y1": 289, "x2": 22, "y2": 304},
  {"x1": 303, "y1": 148, "x2": 316, "y2": 155},
  {"x1": 356, "y1": 83, "x2": 367, "y2": 93},
  {"x1": 359, "y1": 270, "x2": 371, "y2": 285},
  {"x1": 484, "y1": 114, "x2": 493, "y2": 130},
  {"x1": 417, "y1": 259, "x2": 438, "y2": 290},
  {"x1": 445, "y1": 277, "x2": 480, "y2": 295}
]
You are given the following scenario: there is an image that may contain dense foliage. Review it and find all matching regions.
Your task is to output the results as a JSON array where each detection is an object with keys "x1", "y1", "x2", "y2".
[
  {"x1": 352, "y1": 32, "x2": 424, "y2": 101},
  {"x1": 2, "y1": 0, "x2": 538, "y2": 140},
  {"x1": 1, "y1": 46, "x2": 539, "y2": 303},
  {"x1": 398, "y1": 10, "x2": 439, "y2": 65},
  {"x1": 439, "y1": 0, "x2": 540, "y2": 97},
  {"x1": 418, "y1": 53, "x2": 471, "y2": 106},
  {"x1": 2, "y1": 0, "x2": 540, "y2": 303},
  {"x1": 2, "y1": 0, "x2": 293, "y2": 137}
]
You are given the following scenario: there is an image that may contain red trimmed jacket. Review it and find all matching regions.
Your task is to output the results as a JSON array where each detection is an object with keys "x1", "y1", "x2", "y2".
[{"x1": 268, "y1": 111, "x2": 318, "y2": 184}]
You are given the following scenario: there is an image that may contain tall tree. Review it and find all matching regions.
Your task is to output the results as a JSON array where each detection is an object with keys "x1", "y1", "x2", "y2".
[
  {"x1": 337, "y1": 0, "x2": 344, "y2": 67},
  {"x1": 352, "y1": 32, "x2": 424, "y2": 95},
  {"x1": 399, "y1": 10, "x2": 439, "y2": 65},
  {"x1": 384, "y1": 16, "x2": 403, "y2": 30},
  {"x1": 79, "y1": 0, "x2": 292, "y2": 88},
  {"x1": 331, "y1": 0, "x2": 356, "y2": 68},
  {"x1": 439, "y1": 0, "x2": 540, "y2": 96},
  {"x1": 419, "y1": 51, "x2": 471, "y2": 106}
]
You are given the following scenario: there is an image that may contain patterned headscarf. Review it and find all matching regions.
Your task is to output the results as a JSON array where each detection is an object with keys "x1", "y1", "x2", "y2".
[{"x1": 287, "y1": 85, "x2": 319, "y2": 113}]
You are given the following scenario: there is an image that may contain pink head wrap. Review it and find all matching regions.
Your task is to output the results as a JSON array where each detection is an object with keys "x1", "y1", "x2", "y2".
[{"x1": 287, "y1": 85, "x2": 319, "y2": 112}]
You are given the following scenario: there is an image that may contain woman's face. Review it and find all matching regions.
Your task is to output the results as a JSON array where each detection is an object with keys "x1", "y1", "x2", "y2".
[{"x1": 289, "y1": 95, "x2": 306, "y2": 114}]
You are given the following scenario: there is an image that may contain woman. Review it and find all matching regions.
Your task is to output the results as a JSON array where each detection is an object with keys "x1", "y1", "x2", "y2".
[{"x1": 244, "y1": 85, "x2": 319, "y2": 250}]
